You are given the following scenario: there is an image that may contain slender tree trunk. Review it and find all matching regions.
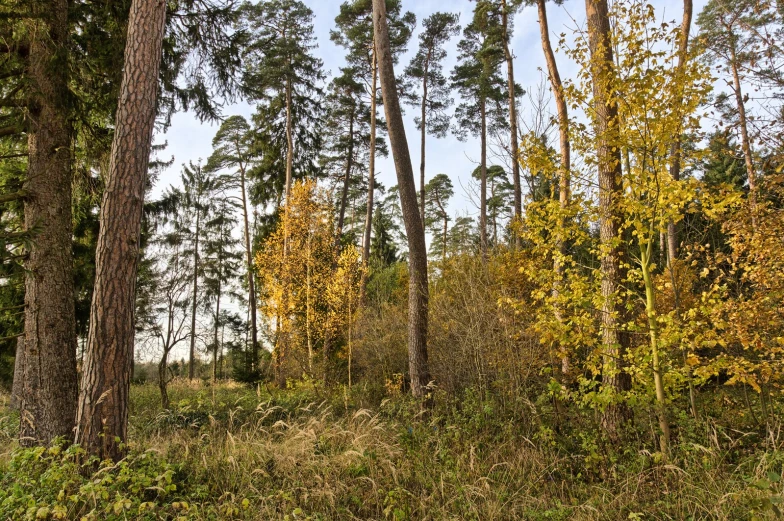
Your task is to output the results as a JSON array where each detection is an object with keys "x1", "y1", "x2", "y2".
[
  {"x1": 585, "y1": 0, "x2": 631, "y2": 436},
  {"x1": 362, "y1": 48, "x2": 378, "y2": 265},
  {"x1": 188, "y1": 204, "x2": 200, "y2": 380},
  {"x1": 75, "y1": 0, "x2": 167, "y2": 462},
  {"x1": 479, "y1": 97, "x2": 488, "y2": 259},
  {"x1": 212, "y1": 278, "x2": 221, "y2": 383},
  {"x1": 729, "y1": 46, "x2": 757, "y2": 227},
  {"x1": 538, "y1": 0, "x2": 571, "y2": 374},
  {"x1": 18, "y1": 0, "x2": 79, "y2": 447},
  {"x1": 336, "y1": 112, "x2": 355, "y2": 249},
  {"x1": 158, "y1": 350, "x2": 169, "y2": 409},
  {"x1": 667, "y1": 0, "x2": 693, "y2": 264},
  {"x1": 419, "y1": 53, "x2": 430, "y2": 224},
  {"x1": 372, "y1": 0, "x2": 431, "y2": 398},
  {"x1": 502, "y1": 0, "x2": 522, "y2": 229},
  {"x1": 239, "y1": 165, "x2": 259, "y2": 371}
]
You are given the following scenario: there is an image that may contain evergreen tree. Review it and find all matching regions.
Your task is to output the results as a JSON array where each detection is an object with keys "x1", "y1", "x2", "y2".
[
  {"x1": 401, "y1": 12, "x2": 460, "y2": 223},
  {"x1": 423, "y1": 173, "x2": 454, "y2": 263},
  {"x1": 452, "y1": 4, "x2": 508, "y2": 257}
]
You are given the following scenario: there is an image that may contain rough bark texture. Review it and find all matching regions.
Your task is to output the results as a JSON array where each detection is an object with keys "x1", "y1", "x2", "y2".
[
  {"x1": 372, "y1": 0, "x2": 431, "y2": 397},
  {"x1": 10, "y1": 336, "x2": 24, "y2": 410},
  {"x1": 667, "y1": 0, "x2": 693, "y2": 264},
  {"x1": 585, "y1": 0, "x2": 631, "y2": 435},
  {"x1": 19, "y1": 0, "x2": 79, "y2": 447},
  {"x1": 75, "y1": 0, "x2": 166, "y2": 462},
  {"x1": 501, "y1": 0, "x2": 522, "y2": 226},
  {"x1": 362, "y1": 49, "x2": 378, "y2": 266}
]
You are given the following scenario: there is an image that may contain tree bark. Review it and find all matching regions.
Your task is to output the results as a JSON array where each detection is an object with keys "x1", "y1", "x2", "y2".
[
  {"x1": 479, "y1": 97, "x2": 488, "y2": 259},
  {"x1": 729, "y1": 45, "x2": 757, "y2": 228},
  {"x1": 239, "y1": 164, "x2": 259, "y2": 371},
  {"x1": 372, "y1": 0, "x2": 431, "y2": 398},
  {"x1": 19, "y1": 0, "x2": 79, "y2": 447},
  {"x1": 10, "y1": 336, "x2": 23, "y2": 410},
  {"x1": 419, "y1": 51, "x2": 430, "y2": 225},
  {"x1": 667, "y1": 0, "x2": 693, "y2": 264},
  {"x1": 75, "y1": 0, "x2": 166, "y2": 462},
  {"x1": 336, "y1": 111, "x2": 355, "y2": 249},
  {"x1": 501, "y1": 0, "x2": 522, "y2": 229},
  {"x1": 585, "y1": 0, "x2": 631, "y2": 436},
  {"x1": 537, "y1": 0, "x2": 571, "y2": 374},
  {"x1": 188, "y1": 197, "x2": 200, "y2": 380},
  {"x1": 362, "y1": 48, "x2": 378, "y2": 266}
]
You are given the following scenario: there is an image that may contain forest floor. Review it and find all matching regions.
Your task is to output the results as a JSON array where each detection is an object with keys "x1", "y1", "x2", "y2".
[{"x1": 0, "y1": 380, "x2": 782, "y2": 520}]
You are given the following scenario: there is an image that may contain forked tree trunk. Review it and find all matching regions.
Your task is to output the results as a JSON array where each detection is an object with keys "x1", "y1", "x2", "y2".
[
  {"x1": 18, "y1": 0, "x2": 79, "y2": 447},
  {"x1": 362, "y1": 48, "x2": 378, "y2": 265},
  {"x1": 501, "y1": 0, "x2": 522, "y2": 229},
  {"x1": 585, "y1": 0, "x2": 631, "y2": 436},
  {"x1": 75, "y1": 0, "x2": 167, "y2": 462},
  {"x1": 372, "y1": 0, "x2": 431, "y2": 398},
  {"x1": 537, "y1": 0, "x2": 571, "y2": 374},
  {"x1": 667, "y1": 0, "x2": 693, "y2": 264}
]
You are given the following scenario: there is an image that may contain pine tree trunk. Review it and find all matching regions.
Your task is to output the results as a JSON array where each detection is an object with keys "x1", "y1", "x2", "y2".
[
  {"x1": 189, "y1": 205, "x2": 200, "y2": 380},
  {"x1": 479, "y1": 97, "x2": 488, "y2": 259},
  {"x1": 372, "y1": 0, "x2": 431, "y2": 398},
  {"x1": 212, "y1": 278, "x2": 221, "y2": 383},
  {"x1": 538, "y1": 0, "x2": 571, "y2": 374},
  {"x1": 362, "y1": 48, "x2": 378, "y2": 266},
  {"x1": 667, "y1": 0, "x2": 693, "y2": 264},
  {"x1": 585, "y1": 0, "x2": 631, "y2": 436},
  {"x1": 419, "y1": 53, "x2": 430, "y2": 224},
  {"x1": 729, "y1": 46, "x2": 757, "y2": 228},
  {"x1": 18, "y1": 0, "x2": 79, "y2": 447},
  {"x1": 239, "y1": 165, "x2": 259, "y2": 371},
  {"x1": 501, "y1": 0, "x2": 522, "y2": 229},
  {"x1": 337, "y1": 112, "x2": 355, "y2": 249},
  {"x1": 75, "y1": 0, "x2": 166, "y2": 462}
]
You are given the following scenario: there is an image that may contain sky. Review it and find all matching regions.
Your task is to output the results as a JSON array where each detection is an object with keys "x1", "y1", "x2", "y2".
[{"x1": 153, "y1": 0, "x2": 709, "y2": 217}]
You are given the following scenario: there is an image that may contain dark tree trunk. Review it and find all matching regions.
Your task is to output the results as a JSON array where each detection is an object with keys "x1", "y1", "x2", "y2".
[
  {"x1": 19, "y1": 0, "x2": 79, "y2": 447},
  {"x1": 362, "y1": 49, "x2": 378, "y2": 266},
  {"x1": 372, "y1": 0, "x2": 431, "y2": 398},
  {"x1": 479, "y1": 97, "x2": 488, "y2": 259},
  {"x1": 585, "y1": 0, "x2": 631, "y2": 436},
  {"x1": 158, "y1": 353, "x2": 169, "y2": 409},
  {"x1": 239, "y1": 165, "x2": 259, "y2": 371},
  {"x1": 188, "y1": 205, "x2": 200, "y2": 380},
  {"x1": 337, "y1": 111, "x2": 355, "y2": 249},
  {"x1": 501, "y1": 0, "x2": 522, "y2": 229},
  {"x1": 75, "y1": 0, "x2": 167, "y2": 462}
]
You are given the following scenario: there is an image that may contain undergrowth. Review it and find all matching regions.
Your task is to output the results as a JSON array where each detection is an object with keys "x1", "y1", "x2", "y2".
[{"x1": 0, "y1": 381, "x2": 782, "y2": 520}]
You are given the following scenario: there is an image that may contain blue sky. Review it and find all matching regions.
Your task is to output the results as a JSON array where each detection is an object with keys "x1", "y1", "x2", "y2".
[{"x1": 153, "y1": 0, "x2": 708, "y2": 220}]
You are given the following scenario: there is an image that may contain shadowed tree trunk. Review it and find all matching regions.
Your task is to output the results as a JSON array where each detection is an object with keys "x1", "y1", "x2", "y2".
[
  {"x1": 75, "y1": 0, "x2": 167, "y2": 462},
  {"x1": 479, "y1": 97, "x2": 488, "y2": 259},
  {"x1": 189, "y1": 196, "x2": 201, "y2": 380},
  {"x1": 10, "y1": 337, "x2": 24, "y2": 410},
  {"x1": 18, "y1": 0, "x2": 79, "y2": 447},
  {"x1": 337, "y1": 110, "x2": 355, "y2": 250},
  {"x1": 372, "y1": 0, "x2": 431, "y2": 398},
  {"x1": 501, "y1": 0, "x2": 522, "y2": 230},
  {"x1": 585, "y1": 0, "x2": 631, "y2": 437},
  {"x1": 362, "y1": 48, "x2": 378, "y2": 266},
  {"x1": 238, "y1": 160, "x2": 259, "y2": 371}
]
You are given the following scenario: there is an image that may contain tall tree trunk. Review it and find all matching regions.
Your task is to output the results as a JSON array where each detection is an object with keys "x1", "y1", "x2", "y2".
[
  {"x1": 729, "y1": 45, "x2": 757, "y2": 228},
  {"x1": 18, "y1": 0, "x2": 79, "y2": 447},
  {"x1": 585, "y1": 0, "x2": 631, "y2": 436},
  {"x1": 336, "y1": 112, "x2": 355, "y2": 249},
  {"x1": 212, "y1": 272, "x2": 221, "y2": 383},
  {"x1": 667, "y1": 0, "x2": 693, "y2": 264},
  {"x1": 372, "y1": 0, "x2": 431, "y2": 398},
  {"x1": 75, "y1": 0, "x2": 166, "y2": 462},
  {"x1": 501, "y1": 0, "x2": 522, "y2": 229},
  {"x1": 537, "y1": 0, "x2": 571, "y2": 373},
  {"x1": 479, "y1": 97, "x2": 488, "y2": 259},
  {"x1": 188, "y1": 204, "x2": 200, "y2": 380},
  {"x1": 362, "y1": 48, "x2": 378, "y2": 265},
  {"x1": 158, "y1": 351, "x2": 169, "y2": 409},
  {"x1": 419, "y1": 52, "x2": 430, "y2": 224},
  {"x1": 238, "y1": 165, "x2": 259, "y2": 371}
]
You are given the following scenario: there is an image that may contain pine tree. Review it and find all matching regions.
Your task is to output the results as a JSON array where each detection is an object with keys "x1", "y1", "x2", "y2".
[
  {"x1": 401, "y1": 12, "x2": 460, "y2": 224},
  {"x1": 452, "y1": 4, "x2": 508, "y2": 258},
  {"x1": 332, "y1": 0, "x2": 415, "y2": 265},
  {"x1": 423, "y1": 174, "x2": 454, "y2": 263}
]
